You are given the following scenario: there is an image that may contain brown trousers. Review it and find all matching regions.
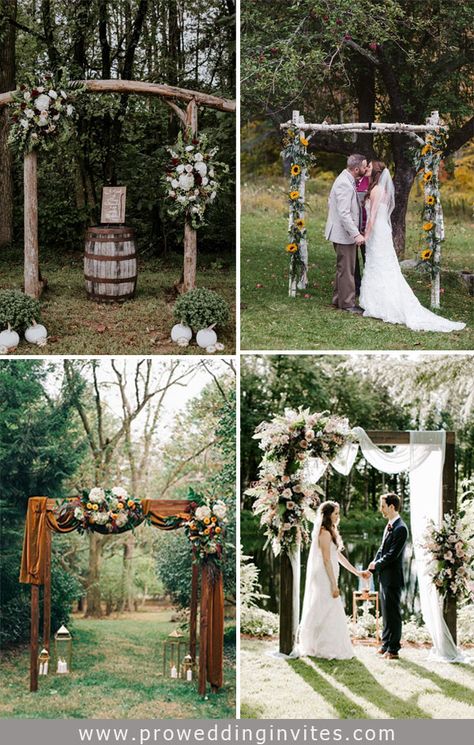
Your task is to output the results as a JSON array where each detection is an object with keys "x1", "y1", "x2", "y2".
[{"x1": 332, "y1": 242, "x2": 357, "y2": 309}]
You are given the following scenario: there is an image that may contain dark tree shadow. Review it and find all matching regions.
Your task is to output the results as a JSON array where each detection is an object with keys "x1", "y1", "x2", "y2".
[
  {"x1": 288, "y1": 659, "x2": 369, "y2": 718},
  {"x1": 398, "y1": 658, "x2": 474, "y2": 707}
]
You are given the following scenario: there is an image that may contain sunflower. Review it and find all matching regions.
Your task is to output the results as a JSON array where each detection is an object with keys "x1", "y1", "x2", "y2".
[
  {"x1": 289, "y1": 190, "x2": 299, "y2": 200},
  {"x1": 300, "y1": 136, "x2": 309, "y2": 147},
  {"x1": 421, "y1": 249, "x2": 433, "y2": 261},
  {"x1": 425, "y1": 195, "x2": 435, "y2": 206},
  {"x1": 423, "y1": 222, "x2": 434, "y2": 231},
  {"x1": 286, "y1": 243, "x2": 298, "y2": 253},
  {"x1": 291, "y1": 164, "x2": 301, "y2": 176},
  {"x1": 421, "y1": 144, "x2": 432, "y2": 156},
  {"x1": 295, "y1": 218, "x2": 305, "y2": 230},
  {"x1": 423, "y1": 171, "x2": 433, "y2": 182}
]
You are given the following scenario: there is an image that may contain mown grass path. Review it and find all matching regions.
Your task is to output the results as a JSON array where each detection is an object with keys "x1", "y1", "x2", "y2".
[
  {"x1": 241, "y1": 638, "x2": 474, "y2": 719},
  {"x1": 0, "y1": 611, "x2": 235, "y2": 719}
]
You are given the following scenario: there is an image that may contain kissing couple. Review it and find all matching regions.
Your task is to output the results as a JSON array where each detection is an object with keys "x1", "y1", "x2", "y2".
[
  {"x1": 292, "y1": 494, "x2": 408, "y2": 661},
  {"x1": 325, "y1": 155, "x2": 465, "y2": 333}
]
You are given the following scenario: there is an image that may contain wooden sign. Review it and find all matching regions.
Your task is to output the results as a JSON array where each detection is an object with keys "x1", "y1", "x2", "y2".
[{"x1": 100, "y1": 186, "x2": 127, "y2": 224}]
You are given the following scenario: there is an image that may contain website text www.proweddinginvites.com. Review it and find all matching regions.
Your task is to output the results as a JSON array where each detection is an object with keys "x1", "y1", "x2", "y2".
[{"x1": 77, "y1": 724, "x2": 396, "y2": 745}]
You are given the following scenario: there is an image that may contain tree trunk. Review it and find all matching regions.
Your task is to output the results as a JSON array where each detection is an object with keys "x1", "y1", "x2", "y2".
[
  {"x1": 0, "y1": 0, "x2": 16, "y2": 247},
  {"x1": 121, "y1": 534, "x2": 136, "y2": 611},
  {"x1": 85, "y1": 532, "x2": 103, "y2": 617},
  {"x1": 391, "y1": 136, "x2": 416, "y2": 259}
]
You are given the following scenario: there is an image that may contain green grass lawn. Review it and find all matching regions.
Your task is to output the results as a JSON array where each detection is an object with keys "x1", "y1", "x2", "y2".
[
  {"x1": 240, "y1": 638, "x2": 474, "y2": 719},
  {"x1": 0, "y1": 610, "x2": 236, "y2": 719},
  {"x1": 1, "y1": 249, "x2": 235, "y2": 355},
  {"x1": 240, "y1": 178, "x2": 473, "y2": 351}
]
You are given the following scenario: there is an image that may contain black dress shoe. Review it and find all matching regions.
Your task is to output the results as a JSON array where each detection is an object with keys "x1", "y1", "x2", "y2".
[{"x1": 343, "y1": 306, "x2": 363, "y2": 315}]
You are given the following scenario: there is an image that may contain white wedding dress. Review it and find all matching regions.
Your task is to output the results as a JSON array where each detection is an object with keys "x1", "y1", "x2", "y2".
[
  {"x1": 359, "y1": 170, "x2": 465, "y2": 333},
  {"x1": 292, "y1": 523, "x2": 354, "y2": 660}
]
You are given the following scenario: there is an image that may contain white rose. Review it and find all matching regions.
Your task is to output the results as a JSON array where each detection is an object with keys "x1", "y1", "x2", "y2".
[
  {"x1": 20, "y1": 119, "x2": 30, "y2": 129},
  {"x1": 176, "y1": 164, "x2": 185, "y2": 173},
  {"x1": 213, "y1": 502, "x2": 227, "y2": 519},
  {"x1": 168, "y1": 190, "x2": 176, "y2": 197},
  {"x1": 194, "y1": 162, "x2": 207, "y2": 177},
  {"x1": 178, "y1": 173, "x2": 194, "y2": 190},
  {"x1": 202, "y1": 177, "x2": 209, "y2": 186},
  {"x1": 194, "y1": 153, "x2": 203, "y2": 161},
  {"x1": 52, "y1": 114, "x2": 60, "y2": 121},
  {"x1": 74, "y1": 507, "x2": 84, "y2": 520},
  {"x1": 177, "y1": 195, "x2": 187, "y2": 203},
  {"x1": 195, "y1": 505, "x2": 211, "y2": 521},
  {"x1": 66, "y1": 104, "x2": 74, "y2": 116},
  {"x1": 37, "y1": 86, "x2": 44, "y2": 93},
  {"x1": 112, "y1": 486, "x2": 128, "y2": 499},
  {"x1": 35, "y1": 94, "x2": 50, "y2": 110},
  {"x1": 185, "y1": 145, "x2": 194, "y2": 151},
  {"x1": 25, "y1": 109, "x2": 35, "y2": 118},
  {"x1": 185, "y1": 164, "x2": 193, "y2": 173},
  {"x1": 24, "y1": 92, "x2": 31, "y2": 101},
  {"x1": 89, "y1": 487, "x2": 105, "y2": 503},
  {"x1": 48, "y1": 89, "x2": 58, "y2": 99},
  {"x1": 282, "y1": 488, "x2": 293, "y2": 499},
  {"x1": 171, "y1": 179, "x2": 179, "y2": 189}
]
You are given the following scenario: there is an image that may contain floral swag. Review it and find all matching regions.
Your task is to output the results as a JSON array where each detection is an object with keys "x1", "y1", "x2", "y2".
[
  {"x1": 413, "y1": 127, "x2": 448, "y2": 280},
  {"x1": 59, "y1": 487, "x2": 144, "y2": 534},
  {"x1": 164, "y1": 131, "x2": 228, "y2": 229},
  {"x1": 281, "y1": 128, "x2": 316, "y2": 288},
  {"x1": 423, "y1": 511, "x2": 474, "y2": 600},
  {"x1": 8, "y1": 70, "x2": 84, "y2": 154},
  {"x1": 246, "y1": 409, "x2": 354, "y2": 556}
]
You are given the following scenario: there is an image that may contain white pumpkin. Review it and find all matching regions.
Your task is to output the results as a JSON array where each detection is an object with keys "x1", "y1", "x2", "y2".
[
  {"x1": 25, "y1": 320, "x2": 48, "y2": 345},
  {"x1": 196, "y1": 327, "x2": 217, "y2": 348},
  {"x1": 171, "y1": 323, "x2": 192, "y2": 343},
  {"x1": 0, "y1": 325, "x2": 20, "y2": 351}
]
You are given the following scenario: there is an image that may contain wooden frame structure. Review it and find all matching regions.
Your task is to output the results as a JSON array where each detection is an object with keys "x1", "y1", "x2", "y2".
[
  {"x1": 280, "y1": 110, "x2": 446, "y2": 308},
  {"x1": 25, "y1": 497, "x2": 221, "y2": 696},
  {"x1": 279, "y1": 430, "x2": 457, "y2": 655},
  {"x1": 0, "y1": 80, "x2": 236, "y2": 298}
]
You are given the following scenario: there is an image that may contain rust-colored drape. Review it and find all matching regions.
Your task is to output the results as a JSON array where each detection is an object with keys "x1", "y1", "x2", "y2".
[
  {"x1": 19, "y1": 497, "x2": 77, "y2": 584},
  {"x1": 203, "y1": 568, "x2": 224, "y2": 689}
]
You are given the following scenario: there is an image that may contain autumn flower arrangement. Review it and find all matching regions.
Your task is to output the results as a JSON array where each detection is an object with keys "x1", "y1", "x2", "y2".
[
  {"x1": 164, "y1": 131, "x2": 228, "y2": 229},
  {"x1": 60, "y1": 487, "x2": 144, "y2": 534},
  {"x1": 8, "y1": 70, "x2": 84, "y2": 154},
  {"x1": 423, "y1": 511, "x2": 474, "y2": 599},
  {"x1": 281, "y1": 127, "x2": 317, "y2": 288},
  {"x1": 413, "y1": 127, "x2": 448, "y2": 278},
  {"x1": 184, "y1": 494, "x2": 228, "y2": 571},
  {"x1": 247, "y1": 408, "x2": 355, "y2": 555}
]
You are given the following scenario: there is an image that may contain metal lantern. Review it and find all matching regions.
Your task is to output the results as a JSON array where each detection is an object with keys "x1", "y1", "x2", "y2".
[
  {"x1": 54, "y1": 624, "x2": 72, "y2": 674},
  {"x1": 38, "y1": 648, "x2": 50, "y2": 676},
  {"x1": 180, "y1": 654, "x2": 196, "y2": 682},
  {"x1": 162, "y1": 629, "x2": 188, "y2": 680}
]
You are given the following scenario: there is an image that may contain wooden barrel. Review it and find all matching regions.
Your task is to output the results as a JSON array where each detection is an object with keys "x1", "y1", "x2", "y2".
[{"x1": 84, "y1": 226, "x2": 137, "y2": 302}]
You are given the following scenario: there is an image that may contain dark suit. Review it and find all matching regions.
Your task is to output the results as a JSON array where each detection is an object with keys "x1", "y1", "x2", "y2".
[{"x1": 372, "y1": 516, "x2": 408, "y2": 654}]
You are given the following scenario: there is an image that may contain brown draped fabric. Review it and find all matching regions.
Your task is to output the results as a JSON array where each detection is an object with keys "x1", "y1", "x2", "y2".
[
  {"x1": 204, "y1": 568, "x2": 224, "y2": 689},
  {"x1": 20, "y1": 495, "x2": 223, "y2": 693}
]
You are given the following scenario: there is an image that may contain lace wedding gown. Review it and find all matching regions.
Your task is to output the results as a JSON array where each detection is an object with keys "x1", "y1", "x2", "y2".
[
  {"x1": 293, "y1": 532, "x2": 354, "y2": 660},
  {"x1": 359, "y1": 172, "x2": 465, "y2": 333}
]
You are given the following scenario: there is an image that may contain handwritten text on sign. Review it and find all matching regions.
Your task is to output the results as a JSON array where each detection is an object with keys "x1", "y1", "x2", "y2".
[{"x1": 101, "y1": 187, "x2": 127, "y2": 223}]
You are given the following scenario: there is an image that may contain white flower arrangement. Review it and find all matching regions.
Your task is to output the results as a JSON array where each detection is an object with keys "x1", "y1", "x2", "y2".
[
  {"x1": 8, "y1": 71, "x2": 84, "y2": 154},
  {"x1": 163, "y1": 131, "x2": 228, "y2": 229},
  {"x1": 63, "y1": 486, "x2": 144, "y2": 534},
  {"x1": 422, "y1": 511, "x2": 474, "y2": 600}
]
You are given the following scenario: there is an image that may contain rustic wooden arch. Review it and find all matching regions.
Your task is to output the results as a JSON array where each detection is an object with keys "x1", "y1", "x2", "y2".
[
  {"x1": 277, "y1": 430, "x2": 457, "y2": 655},
  {"x1": 281, "y1": 110, "x2": 446, "y2": 308},
  {"x1": 0, "y1": 80, "x2": 236, "y2": 298},
  {"x1": 20, "y1": 496, "x2": 224, "y2": 696}
]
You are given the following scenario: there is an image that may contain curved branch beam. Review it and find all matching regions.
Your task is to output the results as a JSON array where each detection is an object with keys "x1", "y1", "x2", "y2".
[{"x1": 0, "y1": 79, "x2": 236, "y2": 113}]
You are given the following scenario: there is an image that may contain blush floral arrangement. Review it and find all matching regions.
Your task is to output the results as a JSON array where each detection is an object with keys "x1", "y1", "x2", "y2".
[{"x1": 423, "y1": 511, "x2": 474, "y2": 599}]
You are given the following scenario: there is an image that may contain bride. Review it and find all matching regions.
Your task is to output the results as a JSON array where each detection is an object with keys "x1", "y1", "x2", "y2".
[
  {"x1": 293, "y1": 501, "x2": 362, "y2": 659},
  {"x1": 359, "y1": 161, "x2": 465, "y2": 333}
]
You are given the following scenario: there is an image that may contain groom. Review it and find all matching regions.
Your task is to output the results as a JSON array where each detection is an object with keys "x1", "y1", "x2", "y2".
[
  {"x1": 363, "y1": 493, "x2": 408, "y2": 660},
  {"x1": 325, "y1": 154, "x2": 368, "y2": 313}
]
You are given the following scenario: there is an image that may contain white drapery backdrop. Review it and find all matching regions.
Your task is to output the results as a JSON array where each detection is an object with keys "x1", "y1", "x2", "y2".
[{"x1": 292, "y1": 427, "x2": 469, "y2": 663}]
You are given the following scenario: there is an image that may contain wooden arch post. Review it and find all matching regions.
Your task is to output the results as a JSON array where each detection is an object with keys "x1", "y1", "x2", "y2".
[
  {"x1": 183, "y1": 98, "x2": 198, "y2": 293},
  {"x1": 279, "y1": 430, "x2": 457, "y2": 654},
  {"x1": 23, "y1": 150, "x2": 41, "y2": 299}
]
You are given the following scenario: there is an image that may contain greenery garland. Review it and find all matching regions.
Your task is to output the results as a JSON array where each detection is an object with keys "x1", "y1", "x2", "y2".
[
  {"x1": 281, "y1": 127, "x2": 316, "y2": 287},
  {"x1": 8, "y1": 70, "x2": 84, "y2": 154},
  {"x1": 163, "y1": 131, "x2": 229, "y2": 229},
  {"x1": 413, "y1": 128, "x2": 448, "y2": 279},
  {"x1": 246, "y1": 408, "x2": 354, "y2": 555}
]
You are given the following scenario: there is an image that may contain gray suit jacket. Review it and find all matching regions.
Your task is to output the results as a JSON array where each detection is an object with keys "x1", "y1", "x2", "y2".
[{"x1": 325, "y1": 169, "x2": 361, "y2": 245}]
